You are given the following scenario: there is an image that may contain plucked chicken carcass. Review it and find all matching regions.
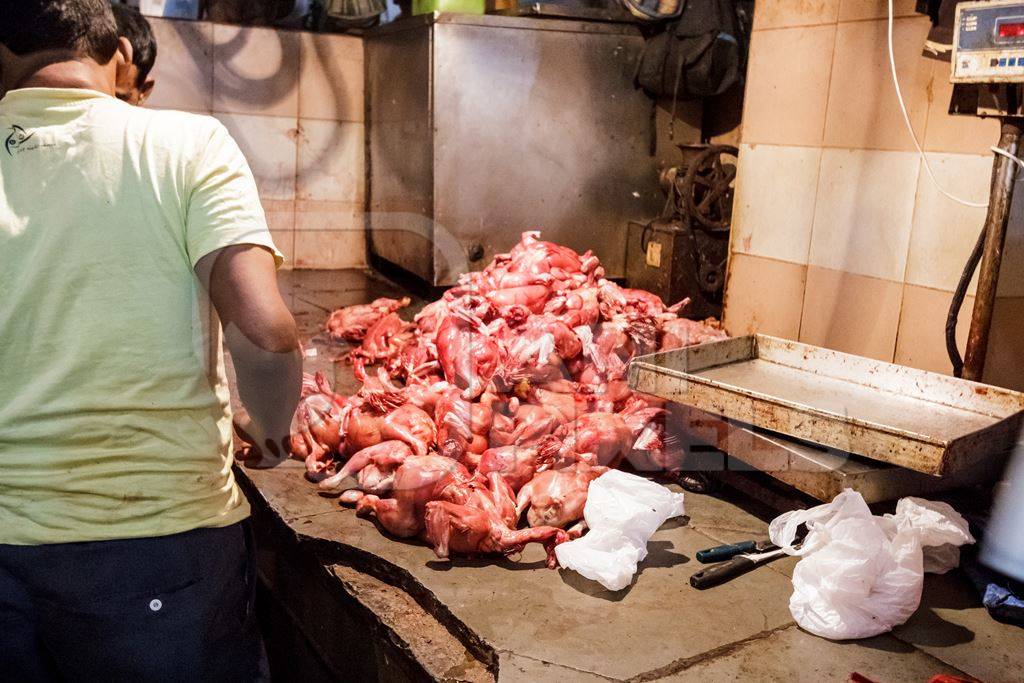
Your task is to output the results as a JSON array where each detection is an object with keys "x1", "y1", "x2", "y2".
[
  {"x1": 289, "y1": 230, "x2": 729, "y2": 567},
  {"x1": 423, "y1": 469, "x2": 568, "y2": 567},
  {"x1": 318, "y1": 440, "x2": 414, "y2": 495},
  {"x1": 424, "y1": 500, "x2": 568, "y2": 568},
  {"x1": 435, "y1": 305, "x2": 502, "y2": 400},
  {"x1": 516, "y1": 461, "x2": 609, "y2": 532},
  {"x1": 380, "y1": 404, "x2": 437, "y2": 456},
  {"x1": 476, "y1": 438, "x2": 560, "y2": 492},
  {"x1": 434, "y1": 391, "x2": 495, "y2": 467},
  {"x1": 659, "y1": 317, "x2": 727, "y2": 350},
  {"x1": 325, "y1": 297, "x2": 410, "y2": 342},
  {"x1": 289, "y1": 373, "x2": 348, "y2": 480},
  {"x1": 350, "y1": 312, "x2": 416, "y2": 370},
  {"x1": 554, "y1": 401, "x2": 665, "y2": 468},
  {"x1": 355, "y1": 454, "x2": 475, "y2": 538}
]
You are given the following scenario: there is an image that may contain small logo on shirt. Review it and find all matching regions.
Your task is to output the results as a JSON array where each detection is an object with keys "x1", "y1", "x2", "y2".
[{"x1": 5, "y1": 125, "x2": 36, "y2": 156}]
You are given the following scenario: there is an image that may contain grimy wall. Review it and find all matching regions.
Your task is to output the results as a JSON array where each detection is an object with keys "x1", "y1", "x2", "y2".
[
  {"x1": 146, "y1": 18, "x2": 366, "y2": 270},
  {"x1": 723, "y1": 0, "x2": 1024, "y2": 389}
]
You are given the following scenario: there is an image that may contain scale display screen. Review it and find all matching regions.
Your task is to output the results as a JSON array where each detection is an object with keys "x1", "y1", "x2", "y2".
[
  {"x1": 1000, "y1": 20, "x2": 1024, "y2": 38},
  {"x1": 953, "y1": 1, "x2": 1024, "y2": 83}
]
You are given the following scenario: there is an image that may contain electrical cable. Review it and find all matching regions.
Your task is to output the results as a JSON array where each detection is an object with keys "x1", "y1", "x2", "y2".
[
  {"x1": 887, "y1": 0, "x2": 988, "y2": 208},
  {"x1": 993, "y1": 144, "x2": 1024, "y2": 170},
  {"x1": 946, "y1": 225, "x2": 986, "y2": 377}
]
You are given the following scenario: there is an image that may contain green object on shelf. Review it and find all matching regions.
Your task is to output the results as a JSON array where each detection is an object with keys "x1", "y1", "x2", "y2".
[{"x1": 411, "y1": 0, "x2": 485, "y2": 15}]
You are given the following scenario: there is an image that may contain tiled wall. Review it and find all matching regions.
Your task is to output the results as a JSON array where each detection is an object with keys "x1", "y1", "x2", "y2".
[
  {"x1": 147, "y1": 18, "x2": 366, "y2": 269},
  {"x1": 723, "y1": 0, "x2": 1024, "y2": 389}
]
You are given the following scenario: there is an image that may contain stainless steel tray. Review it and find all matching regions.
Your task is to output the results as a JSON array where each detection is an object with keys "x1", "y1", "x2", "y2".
[
  {"x1": 680, "y1": 413, "x2": 1004, "y2": 502},
  {"x1": 628, "y1": 335, "x2": 1024, "y2": 476}
]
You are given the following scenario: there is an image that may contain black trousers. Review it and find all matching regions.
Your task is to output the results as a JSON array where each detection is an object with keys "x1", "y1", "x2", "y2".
[{"x1": 0, "y1": 520, "x2": 268, "y2": 682}]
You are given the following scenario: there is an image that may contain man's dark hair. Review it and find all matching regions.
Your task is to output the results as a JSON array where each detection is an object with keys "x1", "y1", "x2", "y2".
[
  {"x1": 111, "y1": 4, "x2": 157, "y2": 85},
  {"x1": 0, "y1": 1, "x2": 120, "y2": 63}
]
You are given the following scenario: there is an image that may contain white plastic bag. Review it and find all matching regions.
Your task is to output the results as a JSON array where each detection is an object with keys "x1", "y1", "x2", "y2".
[
  {"x1": 555, "y1": 470, "x2": 685, "y2": 591},
  {"x1": 769, "y1": 490, "x2": 974, "y2": 640}
]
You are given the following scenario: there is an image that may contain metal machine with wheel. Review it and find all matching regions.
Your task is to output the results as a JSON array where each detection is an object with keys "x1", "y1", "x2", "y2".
[{"x1": 625, "y1": 144, "x2": 737, "y2": 319}]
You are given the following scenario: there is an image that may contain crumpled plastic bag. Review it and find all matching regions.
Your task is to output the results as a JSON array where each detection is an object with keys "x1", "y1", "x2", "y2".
[
  {"x1": 555, "y1": 470, "x2": 685, "y2": 591},
  {"x1": 769, "y1": 489, "x2": 975, "y2": 640}
]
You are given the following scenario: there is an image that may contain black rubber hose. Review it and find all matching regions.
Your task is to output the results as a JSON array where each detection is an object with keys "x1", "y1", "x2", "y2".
[{"x1": 947, "y1": 225, "x2": 988, "y2": 377}]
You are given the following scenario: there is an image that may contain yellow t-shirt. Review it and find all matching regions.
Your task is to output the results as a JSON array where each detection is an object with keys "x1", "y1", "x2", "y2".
[{"x1": 0, "y1": 88, "x2": 282, "y2": 545}]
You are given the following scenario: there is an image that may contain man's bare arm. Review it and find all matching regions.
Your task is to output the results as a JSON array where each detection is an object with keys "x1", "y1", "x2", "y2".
[{"x1": 196, "y1": 244, "x2": 302, "y2": 466}]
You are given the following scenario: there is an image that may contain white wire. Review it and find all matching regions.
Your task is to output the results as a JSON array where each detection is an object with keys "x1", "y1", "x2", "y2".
[
  {"x1": 993, "y1": 144, "x2": 1024, "y2": 170},
  {"x1": 887, "y1": 0, "x2": 989, "y2": 208}
]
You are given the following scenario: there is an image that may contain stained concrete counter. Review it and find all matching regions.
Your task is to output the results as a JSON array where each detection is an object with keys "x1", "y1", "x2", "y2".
[{"x1": 236, "y1": 270, "x2": 1022, "y2": 682}]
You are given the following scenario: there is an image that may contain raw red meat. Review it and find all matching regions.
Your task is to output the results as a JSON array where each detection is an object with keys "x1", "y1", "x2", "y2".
[
  {"x1": 289, "y1": 231, "x2": 729, "y2": 567},
  {"x1": 516, "y1": 461, "x2": 609, "y2": 531},
  {"x1": 325, "y1": 297, "x2": 410, "y2": 341},
  {"x1": 435, "y1": 307, "x2": 502, "y2": 400},
  {"x1": 476, "y1": 438, "x2": 560, "y2": 492},
  {"x1": 660, "y1": 317, "x2": 728, "y2": 350}
]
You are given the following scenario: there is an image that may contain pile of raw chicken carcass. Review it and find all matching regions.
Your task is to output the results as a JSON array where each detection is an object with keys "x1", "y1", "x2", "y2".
[{"x1": 289, "y1": 231, "x2": 726, "y2": 568}]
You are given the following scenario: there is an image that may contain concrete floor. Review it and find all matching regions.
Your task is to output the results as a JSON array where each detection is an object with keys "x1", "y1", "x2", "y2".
[{"x1": 235, "y1": 269, "x2": 1024, "y2": 682}]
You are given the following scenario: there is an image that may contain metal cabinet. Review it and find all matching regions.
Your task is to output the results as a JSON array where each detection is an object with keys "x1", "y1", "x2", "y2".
[{"x1": 365, "y1": 13, "x2": 661, "y2": 285}]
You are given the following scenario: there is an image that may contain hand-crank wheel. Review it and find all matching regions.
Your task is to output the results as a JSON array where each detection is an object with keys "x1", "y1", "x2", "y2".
[{"x1": 678, "y1": 145, "x2": 739, "y2": 232}]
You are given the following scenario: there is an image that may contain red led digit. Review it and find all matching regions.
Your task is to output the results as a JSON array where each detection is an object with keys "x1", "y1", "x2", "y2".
[{"x1": 999, "y1": 22, "x2": 1024, "y2": 38}]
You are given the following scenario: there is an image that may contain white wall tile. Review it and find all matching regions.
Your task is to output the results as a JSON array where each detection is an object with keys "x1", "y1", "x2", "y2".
[
  {"x1": 808, "y1": 148, "x2": 920, "y2": 281},
  {"x1": 215, "y1": 113, "x2": 298, "y2": 201},
  {"x1": 905, "y1": 153, "x2": 991, "y2": 293},
  {"x1": 732, "y1": 144, "x2": 822, "y2": 264}
]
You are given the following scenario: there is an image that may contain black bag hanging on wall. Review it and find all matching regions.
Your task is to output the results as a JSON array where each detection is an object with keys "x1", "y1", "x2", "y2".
[{"x1": 635, "y1": 0, "x2": 746, "y2": 101}]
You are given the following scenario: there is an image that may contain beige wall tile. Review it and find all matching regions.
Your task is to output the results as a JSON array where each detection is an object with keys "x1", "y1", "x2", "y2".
[
  {"x1": 823, "y1": 17, "x2": 932, "y2": 152},
  {"x1": 723, "y1": 254, "x2": 807, "y2": 338},
  {"x1": 298, "y1": 33, "x2": 364, "y2": 122},
  {"x1": 741, "y1": 25, "x2": 836, "y2": 147},
  {"x1": 296, "y1": 119, "x2": 365, "y2": 203},
  {"x1": 213, "y1": 24, "x2": 299, "y2": 118},
  {"x1": 262, "y1": 199, "x2": 296, "y2": 231},
  {"x1": 837, "y1": 0, "x2": 917, "y2": 22},
  {"x1": 753, "y1": 0, "x2": 839, "y2": 30},
  {"x1": 808, "y1": 148, "x2": 920, "y2": 280},
  {"x1": 905, "y1": 153, "x2": 990, "y2": 293},
  {"x1": 894, "y1": 285, "x2": 972, "y2": 374},
  {"x1": 294, "y1": 230, "x2": 367, "y2": 269},
  {"x1": 263, "y1": 199, "x2": 295, "y2": 267},
  {"x1": 923, "y1": 59, "x2": 1001, "y2": 155},
  {"x1": 731, "y1": 143, "x2": 821, "y2": 264},
  {"x1": 799, "y1": 266, "x2": 903, "y2": 361},
  {"x1": 295, "y1": 200, "x2": 362, "y2": 232},
  {"x1": 983, "y1": 297, "x2": 1024, "y2": 391},
  {"x1": 215, "y1": 113, "x2": 298, "y2": 201},
  {"x1": 146, "y1": 18, "x2": 214, "y2": 112}
]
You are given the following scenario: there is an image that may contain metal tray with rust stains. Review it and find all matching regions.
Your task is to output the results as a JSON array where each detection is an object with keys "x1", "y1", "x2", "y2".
[{"x1": 628, "y1": 335, "x2": 1024, "y2": 476}]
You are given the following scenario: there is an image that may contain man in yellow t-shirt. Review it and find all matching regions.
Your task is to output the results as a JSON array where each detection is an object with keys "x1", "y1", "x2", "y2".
[{"x1": 0, "y1": 1, "x2": 303, "y2": 679}]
